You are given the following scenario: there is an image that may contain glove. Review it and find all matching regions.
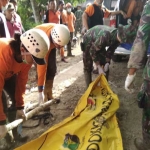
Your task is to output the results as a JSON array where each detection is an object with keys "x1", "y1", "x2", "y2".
[
  {"x1": 104, "y1": 63, "x2": 110, "y2": 72},
  {"x1": 97, "y1": 65, "x2": 106, "y2": 75},
  {"x1": 38, "y1": 92, "x2": 44, "y2": 104},
  {"x1": 16, "y1": 109, "x2": 26, "y2": 120},
  {"x1": 0, "y1": 125, "x2": 7, "y2": 139},
  {"x1": 125, "y1": 73, "x2": 136, "y2": 93}
]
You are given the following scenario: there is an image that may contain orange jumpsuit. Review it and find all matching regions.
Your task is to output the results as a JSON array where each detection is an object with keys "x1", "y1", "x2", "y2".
[
  {"x1": 59, "y1": 10, "x2": 67, "y2": 58},
  {"x1": 35, "y1": 23, "x2": 56, "y2": 92},
  {"x1": 0, "y1": 38, "x2": 31, "y2": 123}
]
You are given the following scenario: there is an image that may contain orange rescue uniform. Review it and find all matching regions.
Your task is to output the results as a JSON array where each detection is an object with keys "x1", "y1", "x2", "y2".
[
  {"x1": 48, "y1": 10, "x2": 60, "y2": 24},
  {"x1": 35, "y1": 23, "x2": 56, "y2": 91},
  {"x1": 0, "y1": 38, "x2": 31, "y2": 121},
  {"x1": 85, "y1": 2, "x2": 111, "y2": 18},
  {"x1": 66, "y1": 12, "x2": 76, "y2": 32}
]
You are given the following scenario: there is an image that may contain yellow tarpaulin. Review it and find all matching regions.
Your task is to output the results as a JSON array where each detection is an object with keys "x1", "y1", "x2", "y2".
[{"x1": 15, "y1": 75, "x2": 123, "y2": 150}]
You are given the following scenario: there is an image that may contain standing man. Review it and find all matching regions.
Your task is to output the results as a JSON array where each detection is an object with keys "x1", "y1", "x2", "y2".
[
  {"x1": 9, "y1": 0, "x2": 25, "y2": 33},
  {"x1": 44, "y1": 0, "x2": 60, "y2": 24},
  {"x1": 65, "y1": 3, "x2": 76, "y2": 57},
  {"x1": 74, "y1": 5, "x2": 83, "y2": 37},
  {"x1": 0, "y1": 0, "x2": 10, "y2": 38},
  {"x1": 125, "y1": 1, "x2": 150, "y2": 149},
  {"x1": 117, "y1": 0, "x2": 146, "y2": 26},
  {"x1": 82, "y1": 0, "x2": 126, "y2": 32},
  {"x1": 57, "y1": 0, "x2": 68, "y2": 62}
]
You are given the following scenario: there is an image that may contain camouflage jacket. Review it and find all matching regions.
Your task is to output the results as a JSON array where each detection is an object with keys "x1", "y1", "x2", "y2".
[
  {"x1": 75, "y1": 10, "x2": 83, "y2": 22},
  {"x1": 128, "y1": 0, "x2": 150, "y2": 80},
  {"x1": 83, "y1": 25, "x2": 120, "y2": 62}
]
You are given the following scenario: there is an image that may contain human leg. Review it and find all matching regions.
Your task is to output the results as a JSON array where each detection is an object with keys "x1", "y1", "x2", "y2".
[
  {"x1": 60, "y1": 47, "x2": 68, "y2": 63},
  {"x1": 67, "y1": 32, "x2": 75, "y2": 57},
  {"x1": 44, "y1": 48, "x2": 57, "y2": 101},
  {"x1": 134, "y1": 80, "x2": 150, "y2": 150},
  {"x1": 1, "y1": 75, "x2": 27, "y2": 149},
  {"x1": 83, "y1": 50, "x2": 93, "y2": 88}
]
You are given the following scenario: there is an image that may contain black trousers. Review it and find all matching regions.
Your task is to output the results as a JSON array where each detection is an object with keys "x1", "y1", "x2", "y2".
[
  {"x1": 2, "y1": 75, "x2": 17, "y2": 120},
  {"x1": 46, "y1": 48, "x2": 57, "y2": 81}
]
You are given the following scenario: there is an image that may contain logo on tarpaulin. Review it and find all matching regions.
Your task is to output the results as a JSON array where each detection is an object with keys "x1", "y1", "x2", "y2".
[
  {"x1": 60, "y1": 133, "x2": 80, "y2": 150},
  {"x1": 86, "y1": 94, "x2": 97, "y2": 110}
]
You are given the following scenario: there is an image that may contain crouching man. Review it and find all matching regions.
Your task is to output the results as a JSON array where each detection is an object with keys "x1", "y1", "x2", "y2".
[{"x1": 81, "y1": 24, "x2": 137, "y2": 88}]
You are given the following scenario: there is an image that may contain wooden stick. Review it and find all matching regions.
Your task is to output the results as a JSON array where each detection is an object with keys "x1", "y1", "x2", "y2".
[{"x1": 6, "y1": 99, "x2": 58, "y2": 131}]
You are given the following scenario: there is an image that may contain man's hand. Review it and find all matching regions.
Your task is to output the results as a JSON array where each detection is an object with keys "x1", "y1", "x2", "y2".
[
  {"x1": 16, "y1": 109, "x2": 26, "y2": 120},
  {"x1": 104, "y1": 63, "x2": 110, "y2": 72},
  {"x1": 0, "y1": 125, "x2": 7, "y2": 139},
  {"x1": 97, "y1": 65, "x2": 106, "y2": 75},
  {"x1": 125, "y1": 73, "x2": 136, "y2": 93},
  {"x1": 120, "y1": 10, "x2": 127, "y2": 19}
]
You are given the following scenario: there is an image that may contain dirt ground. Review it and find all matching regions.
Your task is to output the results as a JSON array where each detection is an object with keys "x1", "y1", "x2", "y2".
[{"x1": 1, "y1": 39, "x2": 144, "y2": 150}]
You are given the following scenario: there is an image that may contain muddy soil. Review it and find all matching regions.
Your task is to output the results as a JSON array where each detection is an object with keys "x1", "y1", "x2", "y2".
[{"x1": 1, "y1": 42, "x2": 143, "y2": 150}]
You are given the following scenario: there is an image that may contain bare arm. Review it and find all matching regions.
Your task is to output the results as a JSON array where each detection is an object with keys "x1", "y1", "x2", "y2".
[
  {"x1": 110, "y1": 10, "x2": 123, "y2": 16},
  {"x1": 82, "y1": 12, "x2": 89, "y2": 30},
  {"x1": 128, "y1": 68, "x2": 137, "y2": 75}
]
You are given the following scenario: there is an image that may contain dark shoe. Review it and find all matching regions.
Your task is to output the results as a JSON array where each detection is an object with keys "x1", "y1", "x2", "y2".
[
  {"x1": 134, "y1": 138, "x2": 150, "y2": 150},
  {"x1": 61, "y1": 58, "x2": 68, "y2": 63},
  {"x1": 92, "y1": 69, "x2": 98, "y2": 74}
]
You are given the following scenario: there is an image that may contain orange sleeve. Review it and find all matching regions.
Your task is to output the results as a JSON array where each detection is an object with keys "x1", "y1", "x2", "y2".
[
  {"x1": 37, "y1": 50, "x2": 49, "y2": 91},
  {"x1": 15, "y1": 64, "x2": 31, "y2": 108},
  {"x1": 85, "y1": 5, "x2": 94, "y2": 17},
  {"x1": 104, "y1": 8, "x2": 111, "y2": 18},
  {"x1": 37, "y1": 44, "x2": 55, "y2": 92},
  {"x1": 126, "y1": 1, "x2": 136, "y2": 18}
]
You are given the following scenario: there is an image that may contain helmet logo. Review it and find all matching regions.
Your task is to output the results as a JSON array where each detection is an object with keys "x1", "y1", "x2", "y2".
[{"x1": 35, "y1": 48, "x2": 40, "y2": 53}]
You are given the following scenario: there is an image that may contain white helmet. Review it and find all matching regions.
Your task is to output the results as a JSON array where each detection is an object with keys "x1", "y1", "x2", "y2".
[
  {"x1": 51, "y1": 24, "x2": 70, "y2": 46},
  {"x1": 20, "y1": 29, "x2": 50, "y2": 65}
]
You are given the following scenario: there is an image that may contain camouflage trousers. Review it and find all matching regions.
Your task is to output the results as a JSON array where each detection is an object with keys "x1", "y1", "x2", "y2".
[
  {"x1": 83, "y1": 47, "x2": 107, "y2": 73},
  {"x1": 139, "y1": 80, "x2": 150, "y2": 142},
  {"x1": 75, "y1": 21, "x2": 82, "y2": 36}
]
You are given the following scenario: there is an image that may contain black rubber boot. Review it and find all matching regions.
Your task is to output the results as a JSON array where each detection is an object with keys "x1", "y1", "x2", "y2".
[
  {"x1": 84, "y1": 72, "x2": 92, "y2": 88},
  {"x1": 67, "y1": 43, "x2": 75, "y2": 57},
  {"x1": 134, "y1": 138, "x2": 150, "y2": 150}
]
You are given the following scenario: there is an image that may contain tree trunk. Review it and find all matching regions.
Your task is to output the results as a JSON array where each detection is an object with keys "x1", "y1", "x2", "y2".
[{"x1": 30, "y1": 0, "x2": 40, "y2": 23}]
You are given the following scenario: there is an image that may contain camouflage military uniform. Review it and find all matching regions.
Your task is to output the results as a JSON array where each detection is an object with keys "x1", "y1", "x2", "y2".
[
  {"x1": 82, "y1": 25, "x2": 120, "y2": 73},
  {"x1": 82, "y1": 24, "x2": 136, "y2": 87},
  {"x1": 74, "y1": 9, "x2": 83, "y2": 36},
  {"x1": 127, "y1": 0, "x2": 150, "y2": 145}
]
